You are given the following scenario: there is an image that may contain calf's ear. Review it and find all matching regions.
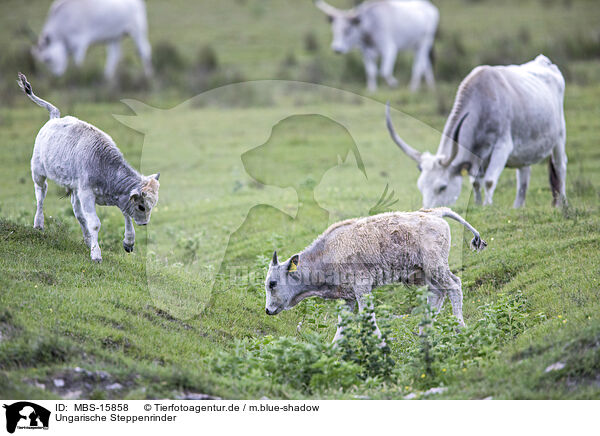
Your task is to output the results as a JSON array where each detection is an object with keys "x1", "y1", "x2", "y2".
[
  {"x1": 288, "y1": 254, "x2": 299, "y2": 272},
  {"x1": 130, "y1": 188, "x2": 141, "y2": 201},
  {"x1": 271, "y1": 251, "x2": 278, "y2": 266}
]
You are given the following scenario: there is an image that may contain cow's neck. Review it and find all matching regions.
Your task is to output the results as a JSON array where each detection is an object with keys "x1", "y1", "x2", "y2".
[{"x1": 104, "y1": 166, "x2": 143, "y2": 207}]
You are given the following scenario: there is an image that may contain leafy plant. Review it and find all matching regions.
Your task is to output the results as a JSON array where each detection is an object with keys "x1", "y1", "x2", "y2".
[{"x1": 335, "y1": 296, "x2": 396, "y2": 381}]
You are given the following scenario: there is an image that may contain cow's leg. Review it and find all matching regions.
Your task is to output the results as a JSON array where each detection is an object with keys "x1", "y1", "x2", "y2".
[
  {"x1": 122, "y1": 213, "x2": 135, "y2": 253},
  {"x1": 362, "y1": 49, "x2": 379, "y2": 92},
  {"x1": 428, "y1": 288, "x2": 446, "y2": 314},
  {"x1": 434, "y1": 272, "x2": 465, "y2": 327},
  {"x1": 513, "y1": 166, "x2": 531, "y2": 208},
  {"x1": 357, "y1": 294, "x2": 385, "y2": 345},
  {"x1": 72, "y1": 42, "x2": 89, "y2": 67},
  {"x1": 380, "y1": 46, "x2": 399, "y2": 88},
  {"x1": 549, "y1": 139, "x2": 568, "y2": 207},
  {"x1": 483, "y1": 137, "x2": 513, "y2": 205},
  {"x1": 409, "y1": 47, "x2": 426, "y2": 92},
  {"x1": 333, "y1": 299, "x2": 356, "y2": 343},
  {"x1": 411, "y1": 41, "x2": 434, "y2": 91},
  {"x1": 78, "y1": 190, "x2": 102, "y2": 262},
  {"x1": 32, "y1": 172, "x2": 47, "y2": 230},
  {"x1": 70, "y1": 191, "x2": 91, "y2": 247},
  {"x1": 423, "y1": 40, "x2": 436, "y2": 90},
  {"x1": 104, "y1": 40, "x2": 122, "y2": 80},
  {"x1": 130, "y1": 29, "x2": 153, "y2": 77},
  {"x1": 470, "y1": 176, "x2": 483, "y2": 205}
]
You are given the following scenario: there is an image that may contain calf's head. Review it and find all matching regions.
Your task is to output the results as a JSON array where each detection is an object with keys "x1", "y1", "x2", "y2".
[
  {"x1": 32, "y1": 33, "x2": 68, "y2": 76},
  {"x1": 386, "y1": 104, "x2": 469, "y2": 208},
  {"x1": 264, "y1": 251, "x2": 305, "y2": 315},
  {"x1": 125, "y1": 173, "x2": 160, "y2": 225},
  {"x1": 315, "y1": 0, "x2": 362, "y2": 54}
]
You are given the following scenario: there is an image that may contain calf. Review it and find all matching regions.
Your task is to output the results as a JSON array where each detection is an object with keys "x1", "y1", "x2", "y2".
[
  {"x1": 18, "y1": 73, "x2": 160, "y2": 262},
  {"x1": 265, "y1": 207, "x2": 486, "y2": 341}
]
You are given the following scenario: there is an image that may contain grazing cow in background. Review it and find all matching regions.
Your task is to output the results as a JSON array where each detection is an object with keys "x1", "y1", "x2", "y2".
[
  {"x1": 32, "y1": 0, "x2": 153, "y2": 79},
  {"x1": 386, "y1": 55, "x2": 567, "y2": 208},
  {"x1": 315, "y1": 0, "x2": 438, "y2": 92},
  {"x1": 265, "y1": 208, "x2": 487, "y2": 342},
  {"x1": 17, "y1": 73, "x2": 160, "y2": 262}
]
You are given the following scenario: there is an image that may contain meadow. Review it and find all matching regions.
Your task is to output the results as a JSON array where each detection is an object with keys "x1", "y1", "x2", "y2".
[{"x1": 0, "y1": 0, "x2": 599, "y2": 399}]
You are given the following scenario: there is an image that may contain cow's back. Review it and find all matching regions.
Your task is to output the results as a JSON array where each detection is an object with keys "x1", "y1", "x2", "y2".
[
  {"x1": 362, "y1": 1, "x2": 439, "y2": 48},
  {"x1": 45, "y1": 0, "x2": 146, "y2": 40},
  {"x1": 33, "y1": 116, "x2": 127, "y2": 189},
  {"x1": 310, "y1": 212, "x2": 450, "y2": 277},
  {"x1": 455, "y1": 59, "x2": 565, "y2": 166}
]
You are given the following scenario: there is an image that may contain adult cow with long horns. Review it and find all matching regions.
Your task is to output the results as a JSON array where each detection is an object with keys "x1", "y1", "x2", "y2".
[
  {"x1": 386, "y1": 55, "x2": 567, "y2": 208},
  {"x1": 314, "y1": 0, "x2": 438, "y2": 92}
]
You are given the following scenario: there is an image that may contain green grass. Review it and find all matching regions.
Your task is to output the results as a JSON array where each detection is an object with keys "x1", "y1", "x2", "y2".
[{"x1": 1, "y1": 0, "x2": 599, "y2": 399}]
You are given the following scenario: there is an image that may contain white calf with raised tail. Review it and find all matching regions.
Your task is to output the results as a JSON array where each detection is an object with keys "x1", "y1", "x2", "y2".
[{"x1": 18, "y1": 73, "x2": 160, "y2": 262}]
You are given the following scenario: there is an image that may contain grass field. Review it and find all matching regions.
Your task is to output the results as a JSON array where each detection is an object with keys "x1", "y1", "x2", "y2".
[{"x1": 1, "y1": 0, "x2": 599, "y2": 399}]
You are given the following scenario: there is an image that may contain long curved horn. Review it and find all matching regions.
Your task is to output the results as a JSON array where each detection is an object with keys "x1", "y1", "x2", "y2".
[
  {"x1": 386, "y1": 102, "x2": 422, "y2": 163},
  {"x1": 314, "y1": 0, "x2": 342, "y2": 16},
  {"x1": 440, "y1": 112, "x2": 469, "y2": 167}
]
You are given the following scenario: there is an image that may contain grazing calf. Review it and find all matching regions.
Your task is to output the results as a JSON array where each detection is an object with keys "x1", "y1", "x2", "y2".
[
  {"x1": 17, "y1": 73, "x2": 160, "y2": 262},
  {"x1": 265, "y1": 208, "x2": 486, "y2": 342}
]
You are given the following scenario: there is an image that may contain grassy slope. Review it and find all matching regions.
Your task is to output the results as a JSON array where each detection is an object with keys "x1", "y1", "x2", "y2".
[{"x1": 1, "y1": 0, "x2": 599, "y2": 399}]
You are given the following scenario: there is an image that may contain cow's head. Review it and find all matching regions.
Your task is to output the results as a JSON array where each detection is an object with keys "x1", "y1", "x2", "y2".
[
  {"x1": 264, "y1": 251, "x2": 307, "y2": 315},
  {"x1": 386, "y1": 104, "x2": 469, "y2": 208},
  {"x1": 31, "y1": 33, "x2": 68, "y2": 76},
  {"x1": 315, "y1": 0, "x2": 362, "y2": 54},
  {"x1": 126, "y1": 173, "x2": 160, "y2": 225}
]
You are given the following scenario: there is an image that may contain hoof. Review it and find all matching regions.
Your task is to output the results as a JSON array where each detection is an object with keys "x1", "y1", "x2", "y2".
[
  {"x1": 33, "y1": 225, "x2": 44, "y2": 231},
  {"x1": 123, "y1": 241, "x2": 134, "y2": 253},
  {"x1": 91, "y1": 257, "x2": 102, "y2": 263}
]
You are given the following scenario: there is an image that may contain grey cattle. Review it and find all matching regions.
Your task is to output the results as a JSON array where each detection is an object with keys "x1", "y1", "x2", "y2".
[
  {"x1": 265, "y1": 208, "x2": 486, "y2": 342},
  {"x1": 386, "y1": 55, "x2": 567, "y2": 208},
  {"x1": 315, "y1": 0, "x2": 438, "y2": 91},
  {"x1": 17, "y1": 73, "x2": 160, "y2": 262},
  {"x1": 32, "y1": 0, "x2": 153, "y2": 79}
]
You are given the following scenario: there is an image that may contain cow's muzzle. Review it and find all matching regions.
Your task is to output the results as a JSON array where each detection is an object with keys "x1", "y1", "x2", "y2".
[{"x1": 265, "y1": 307, "x2": 281, "y2": 315}]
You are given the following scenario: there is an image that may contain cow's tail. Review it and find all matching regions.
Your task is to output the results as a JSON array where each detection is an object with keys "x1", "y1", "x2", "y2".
[
  {"x1": 17, "y1": 72, "x2": 60, "y2": 120},
  {"x1": 425, "y1": 207, "x2": 487, "y2": 252},
  {"x1": 548, "y1": 156, "x2": 560, "y2": 206}
]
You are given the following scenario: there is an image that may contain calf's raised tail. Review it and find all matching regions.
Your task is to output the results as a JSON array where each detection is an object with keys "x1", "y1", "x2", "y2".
[
  {"x1": 17, "y1": 72, "x2": 60, "y2": 119},
  {"x1": 425, "y1": 207, "x2": 487, "y2": 252}
]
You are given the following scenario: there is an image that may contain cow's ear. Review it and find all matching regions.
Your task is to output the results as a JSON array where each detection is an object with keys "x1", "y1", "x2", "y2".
[
  {"x1": 350, "y1": 15, "x2": 361, "y2": 26},
  {"x1": 287, "y1": 254, "x2": 299, "y2": 272},
  {"x1": 130, "y1": 188, "x2": 141, "y2": 201}
]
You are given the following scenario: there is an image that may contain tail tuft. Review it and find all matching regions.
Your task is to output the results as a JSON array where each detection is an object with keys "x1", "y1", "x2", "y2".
[
  {"x1": 17, "y1": 72, "x2": 60, "y2": 119},
  {"x1": 470, "y1": 235, "x2": 487, "y2": 252},
  {"x1": 17, "y1": 72, "x2": 32, "y2": 95}
]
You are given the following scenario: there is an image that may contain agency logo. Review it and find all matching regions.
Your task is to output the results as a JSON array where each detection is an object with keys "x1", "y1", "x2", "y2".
[{"x1": 2, "y1": 402, "x2": 50, "y2": 434}]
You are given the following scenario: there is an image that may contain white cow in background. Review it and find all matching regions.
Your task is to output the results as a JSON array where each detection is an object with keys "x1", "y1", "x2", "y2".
[
  {"x1": 32, "y1": 0, "x2": 153, "y2": 79},
  {"x1": 315, "y1": 0, "x2": 439, "y2": 92}
]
